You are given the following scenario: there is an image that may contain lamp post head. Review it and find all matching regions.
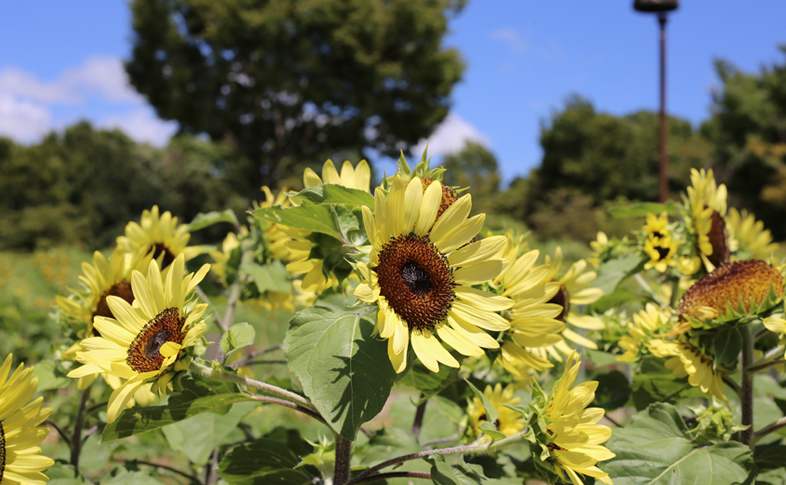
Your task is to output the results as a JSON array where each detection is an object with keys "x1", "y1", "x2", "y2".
[{"x1": 633, "y1": 0, "x2": 678, "y2": 12}]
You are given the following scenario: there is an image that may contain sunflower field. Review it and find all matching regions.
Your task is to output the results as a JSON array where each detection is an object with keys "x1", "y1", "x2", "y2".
[{"x1": 2, "y1": 153, "x2": 786, "y2": 485}]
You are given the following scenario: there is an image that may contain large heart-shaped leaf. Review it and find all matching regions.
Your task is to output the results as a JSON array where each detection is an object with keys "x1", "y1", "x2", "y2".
[
  {"x1": 604, "y1": 403, "x2": 756, "y2": 485},
  {"x1": 284, "y1": 306, "x2": 396, "y2": 440}
]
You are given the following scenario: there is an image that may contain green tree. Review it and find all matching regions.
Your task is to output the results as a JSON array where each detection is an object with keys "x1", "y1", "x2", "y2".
[
  {"x1": 700, "y1": 48, "x2": 786, "y2": 237},
  {"x1": 125, "y1": 0, "x2": 466, "y2": 197}
]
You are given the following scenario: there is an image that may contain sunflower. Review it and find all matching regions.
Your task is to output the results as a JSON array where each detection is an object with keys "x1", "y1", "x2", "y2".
[
  {"x1": 0, "y1": 354, "x2": 55, "y2": 485},
  {"x1": 540, "y1": 352, "x2": 615, "y2": 485},
  {"x1": 304, "y1": 159, "x2": 371, "y2": 192},
  {"x1": 467, "y1": 383, "x2": 527, "y2": 441},
  {"x1": 648, "y1": 339, "x2": 726, "y2": 401},
  {"x1": 642, "y1": 212, "x2": 679, "y2": 273},
  {"x1": 118, "y1": 206, "x2": 201, "y2": 270},
  {"x1": 686, "y1": 169, "x2": 730, "y2": 271},
  {"x1": 257, "y1": 186, "x2": 295, "y2": 262},
  {"x1": 493, "y1": 232, "x2": 564, "y2": 373},
  {"x1": 355, "y1": 176, "x2": 512, "y2": 373},
  {"x1": 543, "y1": 248, "x2": 605, "y2": 354},
  {"x1": 284, "y1": 161, "x2": 371, "y2": 292},
  {"x1": 726, "y1": 208, "x2": 779, "y2": 262},
  {"x1": 67, "y1": 255, "x2": 210, "y2": 423},
  {"x1": 617, "y1": 303, "x2": 671, "y2": 363},
  {"x1": 57, "y1": 246, "x2": 151, "y2": 338}
]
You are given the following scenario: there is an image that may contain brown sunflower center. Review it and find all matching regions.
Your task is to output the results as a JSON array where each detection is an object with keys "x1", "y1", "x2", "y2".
[
  {"x1": 707, "y1": 210, "x2": 730, "y2": 268},
  {"x1": 149, "y1": 242, "x2": 176, "y2": 269},
  {"x1": 0, "y1": 421, "x2": 5, "y2": 482},
  {"x1": 94, "y1": 280, "x2": 135, "y2": 322},
  {"x1": 548, "y1": 284, "x2": 570, "y2": 322},
  {"x1": 375, "y1": 234, "x2": 455, "y2": 331},
  {"x1": 422, "y1": 178, "x2": 458, "y2": 221},
  {"x1": 678, "y1": 259, "x2": 784, "y2": 319},
  {"x1": 127, "y1": 307, "x2": 186, "y2": 373}
]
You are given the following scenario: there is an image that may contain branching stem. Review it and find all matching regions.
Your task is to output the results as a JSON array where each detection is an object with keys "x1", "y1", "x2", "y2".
[
  {"x1": 189, "y1": 360, "x2": 316, "y2": 411},
  {"x1": 346, "y1": 431, "x2": 527, "y2": 485},
  {"x1": 751, "y1": 417, "x2": 786, "y2": 446}
]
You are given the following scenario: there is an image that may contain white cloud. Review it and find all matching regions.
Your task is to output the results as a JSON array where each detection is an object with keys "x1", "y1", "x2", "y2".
[
  {"x1": 99, "y1": 108, "x2": 178, "y2": 147},
  {"x1": 413, "y1": 113, "x2": 488, "y2": 156},
  {"x1": 0, "y1": 57, "x2": 172, "y2": 145},
  {"x1": 0, "y1": 95, "x2": 53, "y2": 143},
  {"x1": 490, "y1": 28, "x2": 528, "y2": 55}
]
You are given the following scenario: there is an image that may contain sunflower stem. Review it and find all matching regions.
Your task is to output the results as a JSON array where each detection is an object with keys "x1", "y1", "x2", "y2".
[
  {"x1": 748, "y1": 345, "x2": 786, "y2": 373},
  {"x1": 333, "y1": 435, "x2": 352, "y2": 485},
  {"x1": 346, "y1": 431, "x2": 527, "y2": 484},
  {"x1": 740, "y1": 324, "x2": 755, "y2": 447},
  {"x1": 189, "y1": 360, "x2": 317, "y2": 411},
  {"x1": 412, "y1": 394, "x2": 427, "y2": 439},
  {"x1": 70, "y1": 386, "x2": 91, "y2": 469}
]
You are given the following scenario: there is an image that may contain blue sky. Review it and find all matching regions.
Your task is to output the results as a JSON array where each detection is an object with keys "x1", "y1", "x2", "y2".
[{"x1": 1, "y1": 1, "x2": 785, "y2": 183}]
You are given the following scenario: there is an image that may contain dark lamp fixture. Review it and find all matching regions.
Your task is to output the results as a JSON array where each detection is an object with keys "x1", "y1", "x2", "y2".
[{"x1": 633, "y1": 0, "x2": 678, "y2": 12}]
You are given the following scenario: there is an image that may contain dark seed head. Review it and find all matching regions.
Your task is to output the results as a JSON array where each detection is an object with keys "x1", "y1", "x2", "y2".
[
  {"x1": 127, "y1": 307, "x2": 186, "y2": 373},
  {"x1": 548, "y1": 285, "x2": 571, "y2": 322},
  {"x1": 422, "y1": 178, "x2": 458, "y2": 221},
  {"x1": 375, "y1": 234, "x2": 455, "y2": 331},
  {"x1": 707, "y1": 210, "x2": 730, "y2": 268},
  {"x1": 149, "y1": 242, "x2": 176, "y2": 269},
  {"x1": 94, "y1": 280, "x2": 135, "y2": 328}
]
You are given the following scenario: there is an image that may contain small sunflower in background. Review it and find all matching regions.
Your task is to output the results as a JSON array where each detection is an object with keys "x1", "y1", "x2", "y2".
[
  {"x1": 492, "y1": 231, "x2": 564, "y2": 373},
  {"x1": 284, "y1": 160, "x2": 371, "y2": 292},
  {"x1": 0, "y1": 354, "x2": 55, "y2": 485},
  {"x1": 355, "y1": 176, "x2": 512, "y2": 373},
  {"x1": 118, "y1": 206, "x2": 201, "y2": 270},
  {"x1": 56, "y1": 246, "x2": 153, "y2": 390},
  {"x1": 303, "y1": 159, "x2": 371, "y2": 192},
  {"x1": 617, "y1": 303, "x2": 672, "y2": 363},
  {"x1": 641, "y1": 212, "x2": 679, "y2": 272},
  {"x1": 726, "y1": 208, "x2": 779, "y2": 262},
  {"x1": 528, "y1": 351, "x2": 615, "y2": 485},
  {"x1": 68, "y1": 255, "x2": 210, "y2": 422},
  {"x1": 542, "y1": 247, "x2": 605, "y2": 355},
  {"x1": 684, "y1": 169, "x2": 731, "y2": 272},
  {"x1": 467, "y1": 383, "x2": 527, "y2": 442},
  {"x1": 647, "y1": 338, "x2": 726, "y2": 401}
]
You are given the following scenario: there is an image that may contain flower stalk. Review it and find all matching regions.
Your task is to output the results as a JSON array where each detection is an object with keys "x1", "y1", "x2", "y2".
[
  {"x1": 740, "y1": 324, "x2": 755, "y2": 446},
  {"x1": 70, "y1": 386, "x2": 92, "y2": 469}
]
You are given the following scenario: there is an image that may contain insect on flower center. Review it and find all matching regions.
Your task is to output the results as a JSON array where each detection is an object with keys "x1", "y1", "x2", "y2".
[
  {"x1": 127, "y1": 307, "x2": 187, "y2": 373},
  {"x1": 375, "y1": 234, "x2": 455, "y2": 331}
]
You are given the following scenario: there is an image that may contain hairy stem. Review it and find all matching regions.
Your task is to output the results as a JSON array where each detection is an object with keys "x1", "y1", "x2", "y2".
[
  {"x1": 249, "y1": 395, "x2": 326, "y2": 424},
  {"x1": 45, "y1": 419, "x2": 71, "y2": 446},
  {"x1": 130, "y1": 460, "x2": 202, "y2": 485},
  {"x1": 70, "y1": 387, "x2": 91, "y2": 469},
  {"x1": 189, "y1": 360, "x2": 316, "y2": 411},
  {"x1": 741, "y1": 325, "x2": 755, "y2": 446},
  {"x1": 751, "y1": 417, "x2": 786, "y2": 446},
  {"x1": 232, "y1": 344, "x2": 284, "y2": 369},
  {"x1": 334, "y1": 435, "x2": 352, "y2": 485}
]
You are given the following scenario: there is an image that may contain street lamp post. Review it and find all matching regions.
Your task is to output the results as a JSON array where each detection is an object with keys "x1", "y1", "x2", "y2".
[{"x1": 634, "y1": 0, "x2": 678, "y2": 203}]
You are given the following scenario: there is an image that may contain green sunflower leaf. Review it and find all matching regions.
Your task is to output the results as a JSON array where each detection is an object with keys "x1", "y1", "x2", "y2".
[
  {"x1": 283, "y1": 305, "x2": 397, "y2": 441},
  {"x1": 187, "y1": 209, "x2": 239, "y2": 232},
  {"x1": 604, "y1": 403, "x2": 757, "y2": 485},
  {"x1": 221, "y1": 323, "x2": 256, "y2": 364},
  {"x1": 465, "y1": 379, "x2": 499, "y2": 427},
  {"x1": 251, "y1": 203, "x2": 358, "y2": 242},
  {"x1": 713, "y1": 325, "x2": 743, "y2": 367},
  {"x1": 593, "y1": 253, "x2": 645, "y2": 296},
  {"x1": 290, "y1": 184, "x2": 374, "y2": 208},
  {"x1": 240, "y1": 260, "x2": 291, "y2": 294},
  {"x1": 101, "y1": 377, "x2": 252, "y2": 442},
  {"x1": 218, "y1": 438, "x2": 316, "y2": 485},
  {"x1": 630, "y1": 356, "x2": 706, "y2": 411}
]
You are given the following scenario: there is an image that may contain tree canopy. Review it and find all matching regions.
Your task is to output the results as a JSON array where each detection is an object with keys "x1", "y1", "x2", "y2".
[{"x1": 126, "y1": 0, "x2": 466, "y2": 196}]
